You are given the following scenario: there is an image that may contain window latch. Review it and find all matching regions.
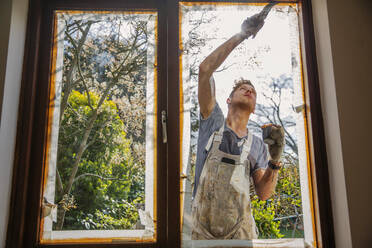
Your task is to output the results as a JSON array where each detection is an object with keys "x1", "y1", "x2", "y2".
[
  {"x1": 161, "y1": 110, "x2": 167, "y2": 143},
  {"x1": 294, "y1": 104, "x2": 305, "y2": 113}
]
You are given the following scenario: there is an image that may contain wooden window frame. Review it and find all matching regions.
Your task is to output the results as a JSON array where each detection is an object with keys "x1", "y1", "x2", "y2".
[{"x1": 6, "y1": 0, "x2": 335, "y2": 247}]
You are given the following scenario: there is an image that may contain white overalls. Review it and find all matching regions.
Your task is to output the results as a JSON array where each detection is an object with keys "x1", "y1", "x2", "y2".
[{"x1": 192, "y1": 123, "x2": 258, "y2": 240}]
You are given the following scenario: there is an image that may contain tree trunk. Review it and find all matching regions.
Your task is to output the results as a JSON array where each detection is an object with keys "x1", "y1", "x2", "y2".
[
  {"x1": 59, "y1": 22, "x2": 93, "y2": 122},
  {"x1": 56, "y1": 83, "x2": 113, "y2": 230},
  {"x1": 55, "y1": 109, "x2": 98, "y2": 230}
]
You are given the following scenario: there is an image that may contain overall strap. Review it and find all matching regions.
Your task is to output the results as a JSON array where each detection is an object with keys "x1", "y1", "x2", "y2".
[
  {"x1": 239, "y1": 131, "x2": 253, "y2": 165},
  {"x1": 230, "y1": 130, "x2": 253, "y2": 198},
  {"x1": 205, "y1": 121, "x2": 225, "y2": 151}
]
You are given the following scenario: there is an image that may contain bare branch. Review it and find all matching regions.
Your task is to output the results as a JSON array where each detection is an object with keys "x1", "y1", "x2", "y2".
[
  {"x1": 215, "y1": 63, "x2": 237, "y2": 73},
  {"x1": 111, "y1": 28, "x2": 142, "y2": 77},
  {"x1": 76, "y1": 50, "x2": 94, "y2": 111},
  {"x1": 66, "y1": 102, "x2": 87, "y2": 121},
  {"x1": 73, "y1": 173, "x2": 128, "y2": 184},
  {"x1": 56, "y1": 167, "x2": 64, "y2": 194},
  {"x1": 84, "y1": 117, "x2": 113, "y2": 150},
  {"x1": 60, "y1": 22, "x2": 93, "y2": 122}
]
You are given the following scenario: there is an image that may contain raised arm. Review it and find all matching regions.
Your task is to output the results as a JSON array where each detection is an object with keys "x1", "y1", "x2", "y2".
[
  {"x1": 198, "y1": 34, "x2": 246, "y2": 119},
  {"x1": 198, "y1": 7, "x2": 270, "y2": 118}
]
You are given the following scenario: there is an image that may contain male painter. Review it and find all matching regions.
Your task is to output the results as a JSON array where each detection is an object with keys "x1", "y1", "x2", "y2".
[{"x1": 192, "y1": 3, "x2": 285, "y2": 240}]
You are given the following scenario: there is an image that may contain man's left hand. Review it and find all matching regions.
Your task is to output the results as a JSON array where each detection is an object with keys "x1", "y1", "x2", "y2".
[{"x1": 262, "y1": 124, "x2": 285, "y2": 163}]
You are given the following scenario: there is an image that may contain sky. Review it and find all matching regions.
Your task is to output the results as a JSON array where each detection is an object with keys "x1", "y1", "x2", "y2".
[{"x1": 181, "y1": 3, "x2": 302, "y2": 128}]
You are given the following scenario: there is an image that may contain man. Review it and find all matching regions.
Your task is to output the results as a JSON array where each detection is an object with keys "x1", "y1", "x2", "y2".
[{"x1": 192, "y1": 6, "x2": 285, "y2": 240}]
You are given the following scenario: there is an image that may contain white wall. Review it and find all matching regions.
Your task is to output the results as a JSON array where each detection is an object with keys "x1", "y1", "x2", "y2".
[
  {"x1": 311, "y1": 0, "x2": 352, "y2": 247},
  {"x1": 0, "y1": 0, "x2": 12, "y2": 122},
  {"x1": 1, "y1": 0, "x2": 371, "y2": 247},
  {"x1": 320, "y1": 0, "x2": 372, "y2": 247},
  {"x1": 0, "y1": 0, "x2": 29, "y2": 246}
]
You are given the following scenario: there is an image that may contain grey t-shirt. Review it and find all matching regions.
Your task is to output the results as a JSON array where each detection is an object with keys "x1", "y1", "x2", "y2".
[{"x1": 193, "y1": 103, "x2": 268, "y2": 197}]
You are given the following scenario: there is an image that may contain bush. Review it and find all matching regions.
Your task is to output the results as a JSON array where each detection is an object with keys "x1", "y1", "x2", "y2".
[
  {"x1": 251, "y1": 195, "x2": 283, "y2": 238},
  {"x1": 252, "y1": 164, "x2": 302, "y2": 238}
]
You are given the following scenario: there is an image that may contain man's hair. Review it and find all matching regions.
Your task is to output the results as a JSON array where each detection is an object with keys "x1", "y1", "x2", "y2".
[{"x1": 229, "y1": 78, "x2": 255, "y2": 98}]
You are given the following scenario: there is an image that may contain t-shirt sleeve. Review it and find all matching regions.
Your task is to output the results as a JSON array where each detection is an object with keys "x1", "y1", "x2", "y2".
[
  {"x1": 198, "y1": 103, "x2": 224, "y2": 145},
  {"x1": 250, "y1": 138, "x2": 269, "y2": 175}
]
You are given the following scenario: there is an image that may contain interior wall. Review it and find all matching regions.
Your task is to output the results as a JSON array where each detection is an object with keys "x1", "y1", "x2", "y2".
[
  {"x1": 324, "y1": 0, "x2": 372, "y2": 247},
  {"x1": 311, "y1": 0, "x2": 352, "y2": 247},
  {"x1": 0, "y1": 0, "x2": 13, "y2": 243},
  {"x1": 0, "y1": 0, "x2": 29, "y2": 246},
  {"x1": 0, "y1": 0, "x2": 12, "y2": 125}
]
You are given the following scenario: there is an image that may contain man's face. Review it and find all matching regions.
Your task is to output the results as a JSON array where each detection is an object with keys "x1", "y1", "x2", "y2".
[{"x1": 227, "y1": 84, "x2": 257, "y2": 113}]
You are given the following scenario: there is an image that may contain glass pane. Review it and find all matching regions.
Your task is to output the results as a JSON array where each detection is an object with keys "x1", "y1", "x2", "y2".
[
  {"x1": 40, "y1": 11, "x2": 157, "y2": 243},
  {"x1": 180, "y1": 2, "x2": 315, "y2": 247}
]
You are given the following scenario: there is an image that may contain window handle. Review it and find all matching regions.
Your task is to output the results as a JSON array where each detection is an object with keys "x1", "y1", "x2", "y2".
[
  {"x1": 294, "y1": 104, "x2": 305, "y2": 113},
  {"x1": 161, "y1": 110, "x2": 167, "y2": 143}
]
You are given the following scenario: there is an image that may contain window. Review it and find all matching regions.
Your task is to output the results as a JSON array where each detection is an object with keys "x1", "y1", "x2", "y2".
[
  {"x1": 41, "y1": 10, "x2": 158, "y2": 242},
  {"x1": 179, "y1": 2, "x2": 315, "y2": 247},
  {"x1": 7, "y1": 0, "x2": 334, "y2": 247}
]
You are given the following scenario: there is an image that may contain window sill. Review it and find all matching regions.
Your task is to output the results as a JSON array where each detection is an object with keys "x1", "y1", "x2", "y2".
[{"x1": 182, "y1": 238, "x2": 312, "y2": 248}]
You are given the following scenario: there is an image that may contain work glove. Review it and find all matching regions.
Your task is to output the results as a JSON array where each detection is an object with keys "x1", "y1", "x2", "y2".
[
  {"x1": 240, "y1": 2, "x2": 277, "y2": 39},
  {"x1": 262, "y1": 124, "x2": 285, "y2": 163}
]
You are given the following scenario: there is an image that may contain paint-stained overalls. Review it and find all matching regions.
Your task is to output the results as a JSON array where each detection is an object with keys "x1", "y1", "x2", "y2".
[{"x1": 192, "y1": 123, "x2": 258, "y2": 240}]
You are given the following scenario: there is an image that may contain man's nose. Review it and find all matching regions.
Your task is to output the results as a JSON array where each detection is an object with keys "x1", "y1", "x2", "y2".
[{"x1": 246, "y1": 88, "x2": 253, "y2": 94}]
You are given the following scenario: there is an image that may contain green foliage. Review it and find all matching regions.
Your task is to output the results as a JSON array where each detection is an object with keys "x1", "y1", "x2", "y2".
[
  {"x1": 275, "y1": 163, "x2": 302, "y2": 220},
  {"x1": 251, "y1": 164, "x2": 303, "y2": 238},
  {"x1": 79, "y1": 198, "x2": 141, "y2": 230},
  {"x1": 57, "y1": 90, "x2": 143, "y2": 230},
  {"x1": 251, "y1": 195, "x2": 283, "y2": 238}
]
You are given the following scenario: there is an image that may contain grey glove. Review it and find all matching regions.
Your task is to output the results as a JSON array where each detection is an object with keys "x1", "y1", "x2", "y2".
[
  {"x1": 241, "y1": 2, "x2": 277, "y2": 39},
  {"x1": 262, "y1": 124, "x2": 285, "y2": 163}
]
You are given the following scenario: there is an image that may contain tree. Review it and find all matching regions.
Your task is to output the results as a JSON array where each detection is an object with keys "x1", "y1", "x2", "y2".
[
  {"x1": 247, "y1": 75, "x2": 303, "y2": 238},
  {"x1": 57, "y1": 90, "x2": 141, "y2": 230},
  {"x1": 248, "y1": 75, "x2": 298, "y2": 163},
  {"x1": 54, "y1": 13, "x2": 151, "y2": 230}
]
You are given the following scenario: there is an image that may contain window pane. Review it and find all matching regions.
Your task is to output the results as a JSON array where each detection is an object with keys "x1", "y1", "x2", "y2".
[
  {"x1": 179, "y1": 2, "x2": 315, "y2": 247},
  {"x1": 40, "y1": 11, "x2": 157, "y2": 243}
]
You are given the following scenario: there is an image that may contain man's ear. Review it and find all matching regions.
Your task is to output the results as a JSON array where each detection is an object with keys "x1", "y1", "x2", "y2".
[{"x1": 226, "y1": 98, "x2": 231, "y2": 104}]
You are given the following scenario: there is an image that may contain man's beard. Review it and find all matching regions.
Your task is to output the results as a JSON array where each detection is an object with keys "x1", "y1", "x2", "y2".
[{"x1": 231, "y1": 101, "x2": 255, "y2": 113}]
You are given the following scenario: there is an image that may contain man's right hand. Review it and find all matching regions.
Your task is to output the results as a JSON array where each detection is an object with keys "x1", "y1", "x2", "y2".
[
  {"x1": 241, "y1": 13, "x2": 265, "y2": 39},
  {"x1": 241, "y1": 2, "x2": 277, "y2": 39}
]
